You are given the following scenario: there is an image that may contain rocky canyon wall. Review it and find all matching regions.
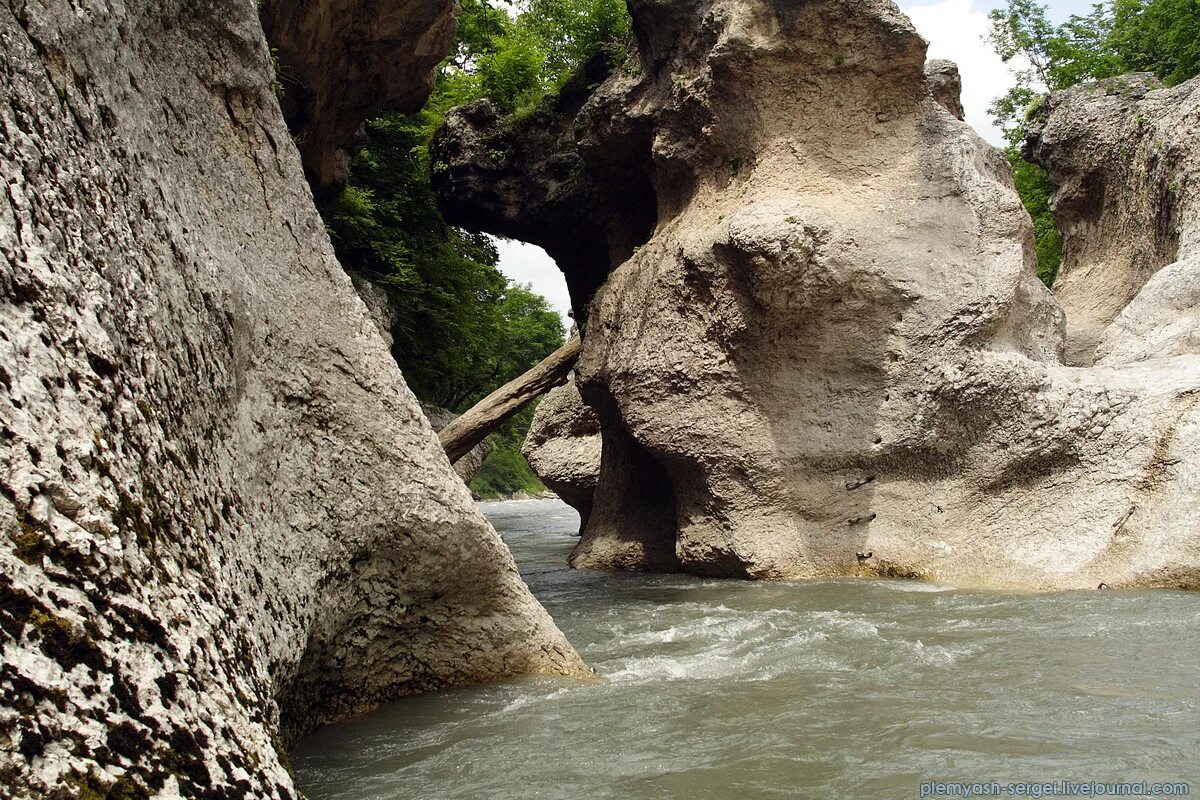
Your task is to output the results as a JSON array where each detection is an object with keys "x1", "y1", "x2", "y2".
[
  {"x1": 1026, "y1": 73, "x2": 1200, "y2": 366},
  {"x1": 437, "y1": 0, "x2": 1200, "y2": 589},
  {"x1": 522, "y1": 378, "x2": 601, "y2": 529},
  {"x1": 0, "y1": 0, "x2": 585, "y2": 797}
]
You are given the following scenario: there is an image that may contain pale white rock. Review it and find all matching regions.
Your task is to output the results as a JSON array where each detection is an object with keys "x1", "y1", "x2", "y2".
[
  {"x1": 1027, "y1": 73, "x2": 1200, "y2": 365},
  {"x1": 1095, "y1": 257, "x2": 1200, "y2": 365},
  {"x1": 435, "y1": 0, "x2": 1200, "y2": 590},
  {"x1": 0, "y1": 0, "x2": 586, "y2": 797}
]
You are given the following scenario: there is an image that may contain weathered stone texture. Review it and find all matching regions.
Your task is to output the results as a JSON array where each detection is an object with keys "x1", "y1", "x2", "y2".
[
  {"x1": 925, "y1": 58, "x2": 964, "y2": 120},
  {"x1": 436, "y1": 0, "x2": 1200, "y2": 590},
  {"x1": 421, "y1": 403, "x2": 492, "y2": 482},
  {"x1": 1027, "y1": 73, "x2": 1200, "y2": 365},
  {"x1": 0, "y1": 0, "x2": 584, "y2": 797}
]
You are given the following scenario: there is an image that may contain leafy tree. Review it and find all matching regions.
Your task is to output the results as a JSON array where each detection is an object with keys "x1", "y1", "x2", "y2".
[
  {"x1": 524, "y1": 0, "x2": 632, "y2": 80},
  {"x1": 478, "y1": 27, "x2": 548, "y2": 112},
  {"x1": 1106, "y1": 0, "x2": 1200, "y2": 85},
  {"x1": 450, "y1": 0, "x2": 511, "y2": 68},
  {"x1": 986, "y1": 0, "x2": 1200, "y2": 286}
]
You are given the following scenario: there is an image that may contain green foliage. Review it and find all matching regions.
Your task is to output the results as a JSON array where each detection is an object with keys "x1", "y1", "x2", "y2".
[
  {"x1": 1108, "y1": 0, "x2": 1200, "y2": 86},
  {"x1": 469, "y1": 405, "x2": 550, "y2": 498},
  {"x1": 986, "y1": 0, "x2": 1117, "y2": 136},
  {"x1": 1007, "y1": 148, "x2": 1062, "y2": 285},
  {"x1": 324, "y1": 111, "x2": 554, "y2": 411},
  {"x1": 479, "y1": 27, "x2": 548, "y2": 112},
  {"x1": 987, "y1": 0, "x2": 1200, "y2": 130},
  {"x1": 986, "y1": 0, "x2": 1200, "y2": 285},
  {"x1": 326, "y1": 130, "x2": 564, "y2": 409},
  {"x1": 469, "y1": 0, "x2": 632, "y2": 112},
  {"x1": 525, "y1": 0, "x2": 632, "y2": 80},
  {"x1": 450, "y1": 0, "x2": 511, "y2": 67}
]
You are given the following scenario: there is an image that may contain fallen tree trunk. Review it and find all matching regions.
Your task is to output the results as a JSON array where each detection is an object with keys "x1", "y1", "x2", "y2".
[{"x1": 440, "y1": 336, "x2": 582, "y2": 464}]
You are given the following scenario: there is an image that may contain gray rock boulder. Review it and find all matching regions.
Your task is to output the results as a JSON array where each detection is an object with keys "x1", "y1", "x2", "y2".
[
  {"x1": 1095, "y1": 257, "x2": 1200, "y2": 365},
  {"x1": 0, "y1": 0, "x2": 585, "y2": 797},
  {"x1": 435, "y1": 0, "x2": 1200, "y2": 589},
  {"x1": 1026, "y1": 73, "x2": 1200, "y2": 365},
  {"x1": 522, "y1": 379, "x2": 601, "y2": 530}
]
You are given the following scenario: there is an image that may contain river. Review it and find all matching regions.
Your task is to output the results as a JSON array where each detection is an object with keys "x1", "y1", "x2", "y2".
[{"x1": 293, "y1": 499, "x2": 1200, "y2": 799}]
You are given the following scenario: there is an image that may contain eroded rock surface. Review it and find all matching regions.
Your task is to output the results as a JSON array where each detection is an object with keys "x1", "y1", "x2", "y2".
[
  {"x1": 260, "y1": 0, "x2": 458, "y2": 198},
  {"x1": 925, "y1": 59, "x2": 964, "y2": 120},
  {"x1": 0, "y1": 0, "x2": 585, "y2": 796},
  {"x1": 351, "y1": 273, "x2": 397, "y2": 347},
  {"x1": 436, "y1": 0, "x2": 1200, "y2": 589},
  {"x1": 1026, "y1": 73, "x2": 1200, "y2": 365},
  {"x1": 522, "y1": 378, "x2": 601, "y2": 530}
]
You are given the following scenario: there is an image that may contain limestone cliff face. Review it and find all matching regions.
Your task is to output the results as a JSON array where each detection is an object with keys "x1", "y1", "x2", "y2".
[
  {"x1": 436, "y1": 0, "x2": 1200, "y2": 589},
  {"x1": 260, "y1": 0, "x2": 458, "y2": 198},
  {"x1": 522, "y1": 379, "x2": 601, "y2": 530},
  {"x1": 1026, "y1": 73, "x2": 1200, "y2": 366},
  {"x1": 0, "y1": 0, "x2": 585, "y2": 797}
]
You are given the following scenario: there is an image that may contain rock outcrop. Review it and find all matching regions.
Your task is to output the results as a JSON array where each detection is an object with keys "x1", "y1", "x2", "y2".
[
  {"x1": 1026, "y1": 73, "x2": 1200, "y2": 365},
  {"x1": 924, "y1": 59, "x2": 965, "y2": 121},
  {"x1": 435, "y1": 0, "x2": 1200, "y2": 588},
  {"x1": 522, "y1": 378, "x2": 601, "y2": 530},
  {"x1": 350, "y1": 273, "x2": 397, "y2": 347},
  {"x1": 0, "y1": 0, "x2": 585, "y2": 797},
  {"x1": 260, "y1": 0, "x2": 458, "y2": 198}
]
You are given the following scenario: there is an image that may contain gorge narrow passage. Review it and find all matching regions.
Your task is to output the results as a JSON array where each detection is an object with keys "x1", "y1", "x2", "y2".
[{"x1": 293, "y1": 500, "x2": 1200, "y2": 799}]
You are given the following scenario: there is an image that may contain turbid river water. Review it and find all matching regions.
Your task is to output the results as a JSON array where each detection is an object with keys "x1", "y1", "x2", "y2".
[{"x1": 293, "y1": 499, "x2": 1200, "y2": 799}]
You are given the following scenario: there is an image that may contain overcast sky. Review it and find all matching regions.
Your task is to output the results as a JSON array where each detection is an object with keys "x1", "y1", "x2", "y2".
[{"x1": 495, "y1": 0, "x2": 1097, "y2": 325}]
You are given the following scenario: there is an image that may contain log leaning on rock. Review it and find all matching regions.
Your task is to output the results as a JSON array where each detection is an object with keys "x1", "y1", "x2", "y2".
[{"x1": 440, "y1": 336, "x2": 582, "y2": 464}]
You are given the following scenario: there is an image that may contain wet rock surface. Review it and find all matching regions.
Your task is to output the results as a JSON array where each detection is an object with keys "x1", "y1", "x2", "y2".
[{"x1": 0, "y1": 0, "x2": 584, "y2": 796}]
